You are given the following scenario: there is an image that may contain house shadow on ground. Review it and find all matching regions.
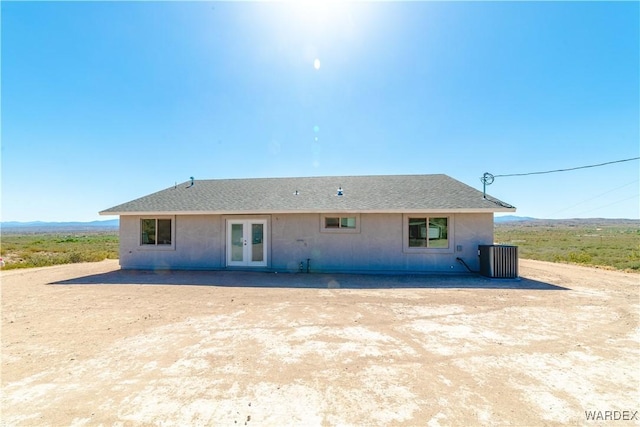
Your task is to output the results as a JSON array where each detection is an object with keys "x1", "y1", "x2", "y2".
[{"x1": 50, "y1": 269, "x2": 569, "y2": 290}]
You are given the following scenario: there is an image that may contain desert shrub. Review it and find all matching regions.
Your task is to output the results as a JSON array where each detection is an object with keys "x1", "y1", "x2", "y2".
[
  {"x1": 567, "y1": 251, "x2": 592, "y2": 264},
  {"x1": 68, "y1": 252, "x2": 82, "y2": 263}
]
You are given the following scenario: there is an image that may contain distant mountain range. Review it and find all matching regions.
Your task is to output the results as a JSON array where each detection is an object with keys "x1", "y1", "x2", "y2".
[
  {"x1": 494, "y1": 215, "x2": 537, "y2": 223},
  {"x1": 494, "y1": 216, "x2": 638, "y2": 226},
  {"x1": 1, "y1": 219, "x2": 119, "y2": 231}
]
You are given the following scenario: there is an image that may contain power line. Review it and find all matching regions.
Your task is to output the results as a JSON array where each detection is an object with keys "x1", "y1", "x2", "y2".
[
  {"x1": 492, "y1": 157, "x2": 639, "y2": 178},
  {"x1": 480, "y1": 156, "x2": 639, "y2": 199},
  {"x1": 572, "y1": 193, "x2": 640, "y2": 217},
  {"x1": 549, "y1": 179, "x2": 639, "y2": 216}
]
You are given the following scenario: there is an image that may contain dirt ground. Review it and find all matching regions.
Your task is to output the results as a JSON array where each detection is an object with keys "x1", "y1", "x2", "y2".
[{"x1": 1, "y1": 260, "x2": 638, "y2": 426}]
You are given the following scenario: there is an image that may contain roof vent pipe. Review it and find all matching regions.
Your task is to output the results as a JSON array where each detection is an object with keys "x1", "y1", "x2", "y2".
[
  {"x1": 187, "y1": 176, "x2": 195, "y2": 188},
  {"x1": 337, "y1": 186, "x2": 343, "y2": 196}
]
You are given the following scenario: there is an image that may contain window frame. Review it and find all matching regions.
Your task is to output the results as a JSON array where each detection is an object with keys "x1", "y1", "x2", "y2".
[
  {"x1": 320, "y1": 213, "x2": 361, "y2": 234},
  {"x1": 403, "y1": 214, "x2": 453, "y2": 253},
  {"x1": 139, "y1": 216, "x2": 176, "y2": 250}
]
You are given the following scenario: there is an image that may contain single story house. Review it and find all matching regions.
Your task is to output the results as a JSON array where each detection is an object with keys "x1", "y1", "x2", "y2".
[{"x1": 99, "y1": 174, "x2": 515, "y2": 273}]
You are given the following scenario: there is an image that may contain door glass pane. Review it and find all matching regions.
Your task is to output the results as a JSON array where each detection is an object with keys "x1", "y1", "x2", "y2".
[
  {"x1": 231, "y1": 224, "x2": 244, "y2": 262},
  {"x1": 251, "y1": 223, "x2": 264, "y2": 262}
]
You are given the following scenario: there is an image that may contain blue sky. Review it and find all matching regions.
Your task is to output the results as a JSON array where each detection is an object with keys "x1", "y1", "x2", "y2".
[{"x1": 2, "y1": 1, "x2": 638, "y2": 222}]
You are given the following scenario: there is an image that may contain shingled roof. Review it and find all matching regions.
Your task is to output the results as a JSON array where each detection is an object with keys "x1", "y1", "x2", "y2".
[{"x1": 100, "y1": 174, "x2": 515, "y2": 215}]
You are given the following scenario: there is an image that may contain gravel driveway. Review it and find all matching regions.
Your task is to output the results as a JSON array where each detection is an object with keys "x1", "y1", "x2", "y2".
[{"x1": 2, "y1": 260, "x2": 638, "y2": 426}]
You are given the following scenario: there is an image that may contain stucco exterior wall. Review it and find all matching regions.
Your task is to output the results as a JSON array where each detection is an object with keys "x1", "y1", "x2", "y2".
[
  {"x1": 119, "y1": 215, "x2": 224, "y2": 269},
  {"x1": 271, "y1": 213, "x2": 492, "y2": 273},
  {"x1": 118, "y1": 213, "x2": 493, "y2": 273}
]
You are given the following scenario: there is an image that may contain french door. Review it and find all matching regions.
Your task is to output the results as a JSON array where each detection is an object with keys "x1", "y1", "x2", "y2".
[{"x1": 226, "y1": 220, "x2": 267, "y2": 267}]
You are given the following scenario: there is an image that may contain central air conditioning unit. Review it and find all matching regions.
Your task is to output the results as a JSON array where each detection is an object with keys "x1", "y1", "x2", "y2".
[{"x1": 478, "y1": 245, "x2": 518, "y2": 278}]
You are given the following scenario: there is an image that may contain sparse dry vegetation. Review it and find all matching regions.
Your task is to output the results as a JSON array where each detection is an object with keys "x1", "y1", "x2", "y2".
[
  {"x1": 0, "y1": 231, "x2": 118, "y2": 270},
  {"x1": 495, "y1": 219, "x2": 640, "y2": 272}
]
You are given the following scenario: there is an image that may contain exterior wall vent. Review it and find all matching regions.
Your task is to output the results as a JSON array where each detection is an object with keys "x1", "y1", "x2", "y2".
[{"x1": 478, "y1": 245, "x2": 518, "y2": 278}]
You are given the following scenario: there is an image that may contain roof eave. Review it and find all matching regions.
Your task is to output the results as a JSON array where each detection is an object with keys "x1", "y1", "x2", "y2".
[{"x1": 100, "y1": 207, "x2": 516, "y2": 216}]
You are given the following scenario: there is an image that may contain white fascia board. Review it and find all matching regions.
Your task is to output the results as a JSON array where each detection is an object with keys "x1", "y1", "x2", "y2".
[{"x1": 101, "y1": 207, "x2": 515, "y2": 216}]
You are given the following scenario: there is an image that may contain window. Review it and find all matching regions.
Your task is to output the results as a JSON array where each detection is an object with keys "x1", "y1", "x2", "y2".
[
  {"x1": 141, "y1": 218, "x2": 172, "y2": 245},
  {"x1": 325, "y1": 216, "x2": 356, "y2": 229},
  {"x1": 321, "y1": 214, "x2": 360, "y2": 233},
  {"x1": 408, "y1": 217, "x2": 449, "y2": 248}
]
